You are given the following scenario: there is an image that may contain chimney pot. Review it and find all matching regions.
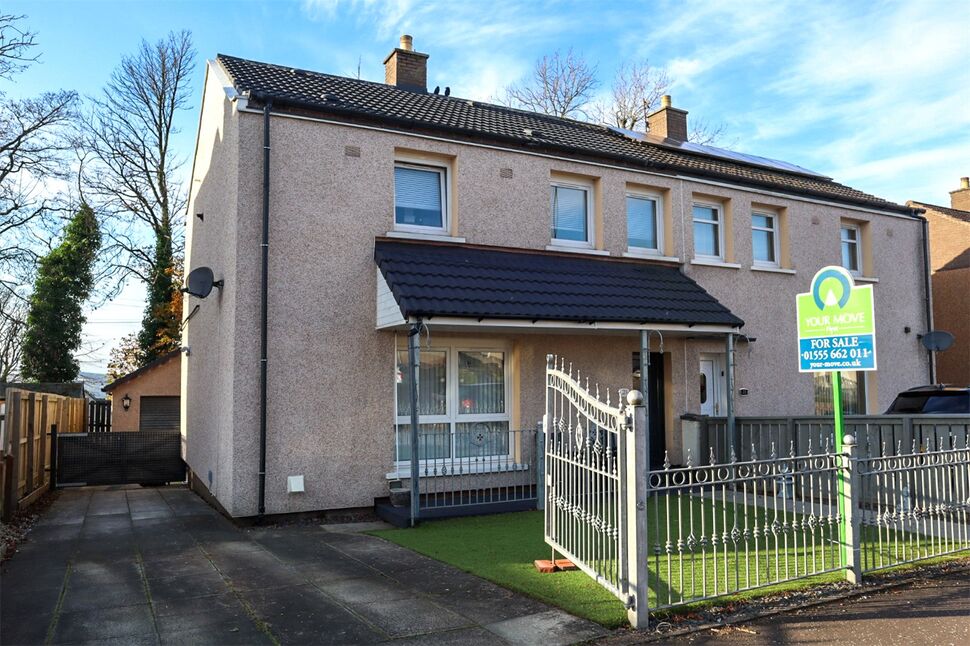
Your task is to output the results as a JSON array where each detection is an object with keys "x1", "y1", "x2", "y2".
[
  {"x1": 400, "y1": 34, "x2": 413, "y2": 51},
  {"x1": 661, "y1": 95, "x2": 672, "y2": 108},
  {"x1": 961, "y1": 177, "x2": 969, "y2": 189}
]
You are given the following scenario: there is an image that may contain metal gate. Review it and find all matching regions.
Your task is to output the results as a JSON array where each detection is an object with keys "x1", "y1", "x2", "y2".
[
  {"x1": 55, "y1": 430, "x2": 185, "y2": 487},
  {"x1": 543, "y1": 354, "x2": 644, "y2": 608}
]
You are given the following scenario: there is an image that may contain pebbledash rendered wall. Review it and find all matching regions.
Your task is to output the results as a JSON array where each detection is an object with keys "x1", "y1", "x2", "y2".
[{"x1": 184, "y1": 65, "x2": 929, "y2": 517}]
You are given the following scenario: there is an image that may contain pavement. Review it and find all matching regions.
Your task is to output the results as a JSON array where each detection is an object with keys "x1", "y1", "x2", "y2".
[
  {"x1": 0, "y1": 486, "x2": 608, "y2": 645},
  {"x1": 658, "y1": 567, "x2": 970, "y2": 646}
]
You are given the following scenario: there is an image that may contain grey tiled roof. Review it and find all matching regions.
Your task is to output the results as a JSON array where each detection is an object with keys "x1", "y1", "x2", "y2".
[
  {"x1": 217, "y1": 54, "x2": 915, "y2": 216},
  {"x1": 375, "y1": 239, "x2": 744, "y2": 327}
]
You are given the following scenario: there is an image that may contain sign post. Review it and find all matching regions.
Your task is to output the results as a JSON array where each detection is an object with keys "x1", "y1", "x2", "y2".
[{"x1": 796, "y1": 266, "x2": 877, "y2": 572}]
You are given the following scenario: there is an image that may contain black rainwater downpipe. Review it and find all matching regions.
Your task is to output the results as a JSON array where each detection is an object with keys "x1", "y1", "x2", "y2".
[
  {"x1": 258, "y1": 100, "x2": 272, "y2": 516},
  {"x1": 919, "y1": 213, "x2": 935, "y2": 384}
]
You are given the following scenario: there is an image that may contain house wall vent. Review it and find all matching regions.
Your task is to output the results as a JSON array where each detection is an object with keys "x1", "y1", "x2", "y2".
[
  {"x1": 345, "y1": 145, "x2": 361, "y2": 158},
  {"x1": 499, "y1": 168, "x2": 513, "y2": 179}
]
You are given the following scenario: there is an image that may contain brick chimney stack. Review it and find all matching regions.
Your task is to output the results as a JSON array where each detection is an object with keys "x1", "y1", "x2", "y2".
[
  {"x1": 384, "y1": 34, "x2": 429, "y2": 92},
  {"x1": 646, "y1": 95, "x2": 689, "y2": 142},
  {"x1": 950, "y1": 177, "x2": 970, "y2": 211}
]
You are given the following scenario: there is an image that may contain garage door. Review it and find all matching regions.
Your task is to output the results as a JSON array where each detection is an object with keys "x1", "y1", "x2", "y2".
[{"x1": 140, "y1": 396, "x2": 180, "y2": 431}]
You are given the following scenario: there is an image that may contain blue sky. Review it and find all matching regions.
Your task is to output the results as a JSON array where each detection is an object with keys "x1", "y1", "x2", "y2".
[{"x1": 9, "y1": 0, "x2": 970, "y2": 371}]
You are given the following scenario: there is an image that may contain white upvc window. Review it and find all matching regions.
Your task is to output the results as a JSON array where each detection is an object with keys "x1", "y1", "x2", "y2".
[
  {"x1": 751, "y1": 211, "x2": 780, "y2": 267},
  {"x1": 692, "y1": 202, "x2": 724, "y2": 260},
  {"x1": 840, "y1": 224, "x2": 861, "y2": 274},
  {"x1": 626, "y1": 191, "x2": 663, "y2": 253},
  {"x1": 394, "y1": 162, "x2": 448, "y2": 234},
  {"x1": 394, "y1": 345, "x2": 511, "y2": 467},
  {"x1": 550, "y1": 181, "x2": 593, "y2": 247}
]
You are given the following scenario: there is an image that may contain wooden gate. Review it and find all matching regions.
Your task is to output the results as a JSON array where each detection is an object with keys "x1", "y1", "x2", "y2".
[{"x1": 87, "y1": 400, "x2": 112, "y2": 432}]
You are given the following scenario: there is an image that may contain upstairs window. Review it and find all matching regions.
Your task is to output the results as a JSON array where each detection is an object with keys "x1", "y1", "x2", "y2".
[
  {"x1": 550, "y1": 183, "x2": 592, "y2": 246},
  {"x1": 751, "y1": 212, "x2": 779, "y2": 266},
  {"x1": 692, "y1": 203, "x2": 723, "y2": 259},
  {"x1": 840, "y1": 224, "x2": 860, "y2": 274},
  {"x1": 394, "y1": 163, "x2": 447, "y2": 232},
  {"x1": 627, "y1": 193, "x2": 662, "y2": 252}
]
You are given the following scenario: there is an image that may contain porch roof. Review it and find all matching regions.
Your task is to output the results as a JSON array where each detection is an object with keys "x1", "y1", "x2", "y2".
[{"x1": 374, "y1": 238, "x2": 744, "y2": 329}]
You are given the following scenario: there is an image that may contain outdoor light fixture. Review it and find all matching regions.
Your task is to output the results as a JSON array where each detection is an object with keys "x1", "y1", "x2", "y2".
[{"x1": 122, "y1": 394, "x2": 132, "y2": 411}]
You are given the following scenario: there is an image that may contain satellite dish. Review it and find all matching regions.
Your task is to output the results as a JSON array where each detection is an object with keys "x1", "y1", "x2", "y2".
[
  {"x1": 183, "y1": 266, "x2": 223, "y2": 298},
  {"x1": 921, "y1": 330, "x2": 955, "y2": 352}
]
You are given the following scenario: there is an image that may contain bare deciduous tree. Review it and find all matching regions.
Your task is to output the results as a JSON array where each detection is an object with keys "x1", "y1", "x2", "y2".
[
  {"x1": 0, "y1": 14, "x2": 78, "y2": 292},
  {"x1": 502, "y1": 49, "x2": 599, "y2": 119},
  {"x1": 594, "y1": 61, "x2": 670, "y2": 131},
  {"x1": 83, "y1": 30, "x2": 194, "y2": 287},
  {"x1": 0, "y1": 288, "x2": 26, "y2": 381},
  {"x1": 83, "y1": 30, "x2": 194, "y2": 364},
  {"x1": 688, "y1": 119, "x2": 729, "y2": 146}
]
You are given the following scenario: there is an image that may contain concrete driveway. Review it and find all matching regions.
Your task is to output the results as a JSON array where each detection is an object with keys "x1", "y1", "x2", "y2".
[{"x1": 0, "y1": 486, "x2": 606, "y2": 645}]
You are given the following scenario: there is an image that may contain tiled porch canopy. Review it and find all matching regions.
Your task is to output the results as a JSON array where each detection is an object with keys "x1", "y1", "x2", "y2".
[{"x1": 375, "y1": 238, "x2": 744, "y2": 332}]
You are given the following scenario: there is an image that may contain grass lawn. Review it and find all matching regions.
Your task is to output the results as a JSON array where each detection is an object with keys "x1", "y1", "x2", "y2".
[{"x1": 373, "y1": 502, "x2": 961, "y2": 628}]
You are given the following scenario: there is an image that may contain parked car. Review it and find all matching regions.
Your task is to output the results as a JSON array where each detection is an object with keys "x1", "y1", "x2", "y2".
[{"x1": 885, "y1": 385, "x2": 970, "y2": 414}]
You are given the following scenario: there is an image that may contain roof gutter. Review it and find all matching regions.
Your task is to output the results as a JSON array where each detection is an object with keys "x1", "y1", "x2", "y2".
[
  {"x1": 242, "y1": 91, "x2": 914, "y2": 217},
  {"x1": 257, "y1": 99, "x2": 272, "y2": 517}
]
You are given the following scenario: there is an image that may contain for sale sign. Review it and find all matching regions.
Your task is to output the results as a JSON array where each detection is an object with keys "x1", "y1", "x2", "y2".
[{"x1": 796, "y1": 266, "x2": 877, "y2": 372}]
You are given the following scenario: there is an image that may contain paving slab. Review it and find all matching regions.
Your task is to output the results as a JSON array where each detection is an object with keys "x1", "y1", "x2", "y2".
[
  {"x1": 242, "y1": 584, "x2": 385, "y2": 644},
  {"x1": 51, "y1": 604, "x2": 156, "y2": 644},
  {"x1": 486, "y1": 609, "x2": 610, "y2": 645},
  {"x1": 348, "y1": 595, "x2": 474, "y2": 638}
]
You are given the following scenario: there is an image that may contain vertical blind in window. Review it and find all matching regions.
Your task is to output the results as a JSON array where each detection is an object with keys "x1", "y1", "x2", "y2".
[
  {"x1": 693, "y1": 205, "x2": 720, "y2": 257},
  {"x1": 551, "y1": 185, "x2": 588, "y2": 242},
  {"x1": 627, "y1": 196, "x2": 659, "y2": 249},
  {"x1": 751, "y1": 213, "x2": 776, "y2": 263},
  {"x1": 458, "y1": 351, "x2": 505, "y2": 415},
  {"x1": 395, "y1": 166, "x2": 443, "y2": 228},
  {"x1": 396, "y1": 350, "x2": 447, "y2": 416}
]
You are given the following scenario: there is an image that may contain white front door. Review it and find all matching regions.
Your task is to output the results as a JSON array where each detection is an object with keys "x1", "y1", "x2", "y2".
[{"x1": 699, "y1": 354, "x2": 726, "y2": 416}]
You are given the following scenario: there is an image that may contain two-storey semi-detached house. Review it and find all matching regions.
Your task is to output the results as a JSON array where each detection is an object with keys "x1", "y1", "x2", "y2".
[{"x1": 184, "y1": 37, "x2": 931, "y2": 518}]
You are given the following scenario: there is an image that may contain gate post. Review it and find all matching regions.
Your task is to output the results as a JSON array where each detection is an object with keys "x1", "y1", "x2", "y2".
[
  {"x1": 842, "y1": 433, "x2": 862, "y2": 584},
  {"x1": 49, "y1": 424, "x2": 58, "y2": 491},
  {"x1": 535, "y1": 419, "x2": 545, "y2": 511},
  {"x1": 623, "y1": 389, "x2": 650, "y2": 629}
]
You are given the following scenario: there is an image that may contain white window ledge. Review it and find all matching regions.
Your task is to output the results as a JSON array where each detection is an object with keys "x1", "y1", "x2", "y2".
[
  {"x1": 751, "y1": 265, "x2": 796, "y2": 275},
  {"x1": 690, "y1": 258, "x2": 742, "y2": 269},
  {"x1": 386, "y1": 230, "x2": 466, "y2": 243},
  {"x1": 623, "y1": 251, "x2": 681, "y2": 263},
  {"x1": 386, "y1": 460, "x2": 530, "y2": 480},
  {"x1": 545, "y1": 245, "x2": 611, "y2": 256},
  {"x1": 854, "y1": 275, "x2": 879, "y2": 283}
]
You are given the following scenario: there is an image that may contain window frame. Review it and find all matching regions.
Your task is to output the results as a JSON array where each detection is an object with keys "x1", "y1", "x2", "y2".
[
  {"x1": 550, "y1": 180, "x2": 594, "y2": 248},
  {"x1": 626, "y1": 190, "x2": 664, "y2": 255},
  {"x1": 692, "y1": 201, "x2": 725, "y2": 261},
  {"x1": 751, "y1": 210, "x2": 780, "y2": 268},
  {"x1": 393, "y1": 161, "x2": 449, "y2": 235},
  {"x1": 840, "y1": 223, "x2": 861, "y2": 275},
  {"x1": 393, "y1": 343, "x2": 513, "y2": 468}
]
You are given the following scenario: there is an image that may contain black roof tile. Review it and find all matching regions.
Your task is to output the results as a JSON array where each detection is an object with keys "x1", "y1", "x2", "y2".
[
  {"x1": 217, "y1": 54, "x2": 914, "y2": 216},
  {"x1": 375, "y1": 239, "x2": 744, "y2": 328}
]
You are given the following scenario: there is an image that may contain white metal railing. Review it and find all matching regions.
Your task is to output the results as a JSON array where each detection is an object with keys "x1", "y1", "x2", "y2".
[{"x1": 545, "y1": 358, "x2": 970, "y2": 630}]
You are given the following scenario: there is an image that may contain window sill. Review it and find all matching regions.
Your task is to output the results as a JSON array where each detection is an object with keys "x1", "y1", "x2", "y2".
[
  {"x1": 854, "y1": 276, "x2": 879, "y2": 283},
  {"x1": 386, "y1": 230, "x2": 465, "y2": 243},
  {"x1": 690, "y1": 258, "x2": 742, "y2": 269},
  {"x1": 545, "y1": 245, "x2": 611, "y2": 256},
  {"x1": 623, "y1": 251, "x2": 681, "y2": 263},
  {"x1": 386, "y1": 460, "x2": 530, "y2": 480},
  {"x1": 750, "y1": 265, "x2": 796, "y2": 275}
]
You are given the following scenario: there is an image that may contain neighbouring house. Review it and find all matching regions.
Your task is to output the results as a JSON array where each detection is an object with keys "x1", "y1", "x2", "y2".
[
  {"x1": 909, "y1": 178, "x2": 970, "y2": 386},
  {"x1": 103, "y1": 351, "x2": 181, "y2": 432},
  {"x1": 183, "y1": 36, "x2": 931, "y2": 518}
]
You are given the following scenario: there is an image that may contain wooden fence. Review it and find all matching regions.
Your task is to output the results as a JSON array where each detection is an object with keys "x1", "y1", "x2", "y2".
[{"x1": 1, "y1": 388, "x2": 85, "y2": 520}]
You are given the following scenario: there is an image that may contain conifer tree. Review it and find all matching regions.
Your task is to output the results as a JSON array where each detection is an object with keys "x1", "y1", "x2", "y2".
[{"x1": 20, "y1": 203, "x2": 101, "y2": 381}]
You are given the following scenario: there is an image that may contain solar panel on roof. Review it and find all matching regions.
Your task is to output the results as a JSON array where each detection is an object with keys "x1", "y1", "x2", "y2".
[{"x1": 606, "y1": 125, "x2": 830, "y2": 180}]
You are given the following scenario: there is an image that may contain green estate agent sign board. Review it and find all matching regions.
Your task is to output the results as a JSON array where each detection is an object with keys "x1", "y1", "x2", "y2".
[{"x1": 796, "y1": 266, "x2": 877, "y2": 373}]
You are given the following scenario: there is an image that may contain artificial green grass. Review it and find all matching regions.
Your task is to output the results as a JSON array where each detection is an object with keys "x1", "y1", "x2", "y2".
[{"x1": 373, "y1": 506, "x2": 965, "y2": 628}]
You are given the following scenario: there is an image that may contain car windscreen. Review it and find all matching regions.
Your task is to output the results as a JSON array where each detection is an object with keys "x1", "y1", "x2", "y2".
[{"x1": 887, "y1": 392, "x2": 969, "y2": 414}]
